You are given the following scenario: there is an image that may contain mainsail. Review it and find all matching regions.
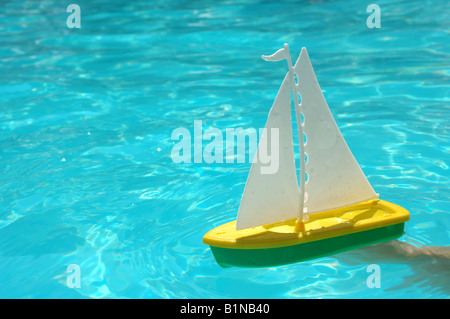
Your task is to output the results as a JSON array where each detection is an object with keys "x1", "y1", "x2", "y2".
[
  {"x1": 293, "y1": 48, "x2": 378, "y2": 214},
  {"x1": 236, "y1": 45, "x2": 378, "y2": 230}
]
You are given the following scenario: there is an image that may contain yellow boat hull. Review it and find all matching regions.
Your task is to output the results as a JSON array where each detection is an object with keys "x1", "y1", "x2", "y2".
[{"x1": 203, "y1": 199, "x2": 409, "y2": 267}]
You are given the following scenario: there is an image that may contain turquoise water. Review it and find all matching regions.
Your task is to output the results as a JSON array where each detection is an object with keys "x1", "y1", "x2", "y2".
[{"x1": 0, "y1": 0, "x2": 448, "y2": 299}]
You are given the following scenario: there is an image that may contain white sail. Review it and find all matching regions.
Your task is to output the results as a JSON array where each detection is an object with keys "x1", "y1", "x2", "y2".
[
  {"x1": 293, "y1": 48, "x2": 378, "y2": 214},
  {"x1": 235, "y1": 73, "x2": 301, "y2": 230}
]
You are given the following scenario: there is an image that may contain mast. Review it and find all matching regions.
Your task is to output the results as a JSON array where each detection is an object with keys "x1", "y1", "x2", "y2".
[{"x1": 283, "y1": 44, "x2": 306, "y2": 231}]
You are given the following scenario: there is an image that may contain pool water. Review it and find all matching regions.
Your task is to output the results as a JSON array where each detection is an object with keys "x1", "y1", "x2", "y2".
[{"x1": 0, "y1": 0, "x2": 448, "y2": 299}]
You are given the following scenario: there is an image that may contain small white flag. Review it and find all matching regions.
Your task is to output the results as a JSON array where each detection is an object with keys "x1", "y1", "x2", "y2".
[{"x1": 261, "y1": 48, "x2": 287, "y2": 62}]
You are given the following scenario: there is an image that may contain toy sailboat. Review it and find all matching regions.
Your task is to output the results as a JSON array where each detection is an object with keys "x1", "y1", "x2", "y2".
[{"x1": 203, "y1": 44, "x2": 409, "y2": 268}]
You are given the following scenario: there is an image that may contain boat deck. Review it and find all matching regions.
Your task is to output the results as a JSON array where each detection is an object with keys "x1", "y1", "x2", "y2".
[{"x1": 203, "y1": 200, "x2": 410, "y2": 249}]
